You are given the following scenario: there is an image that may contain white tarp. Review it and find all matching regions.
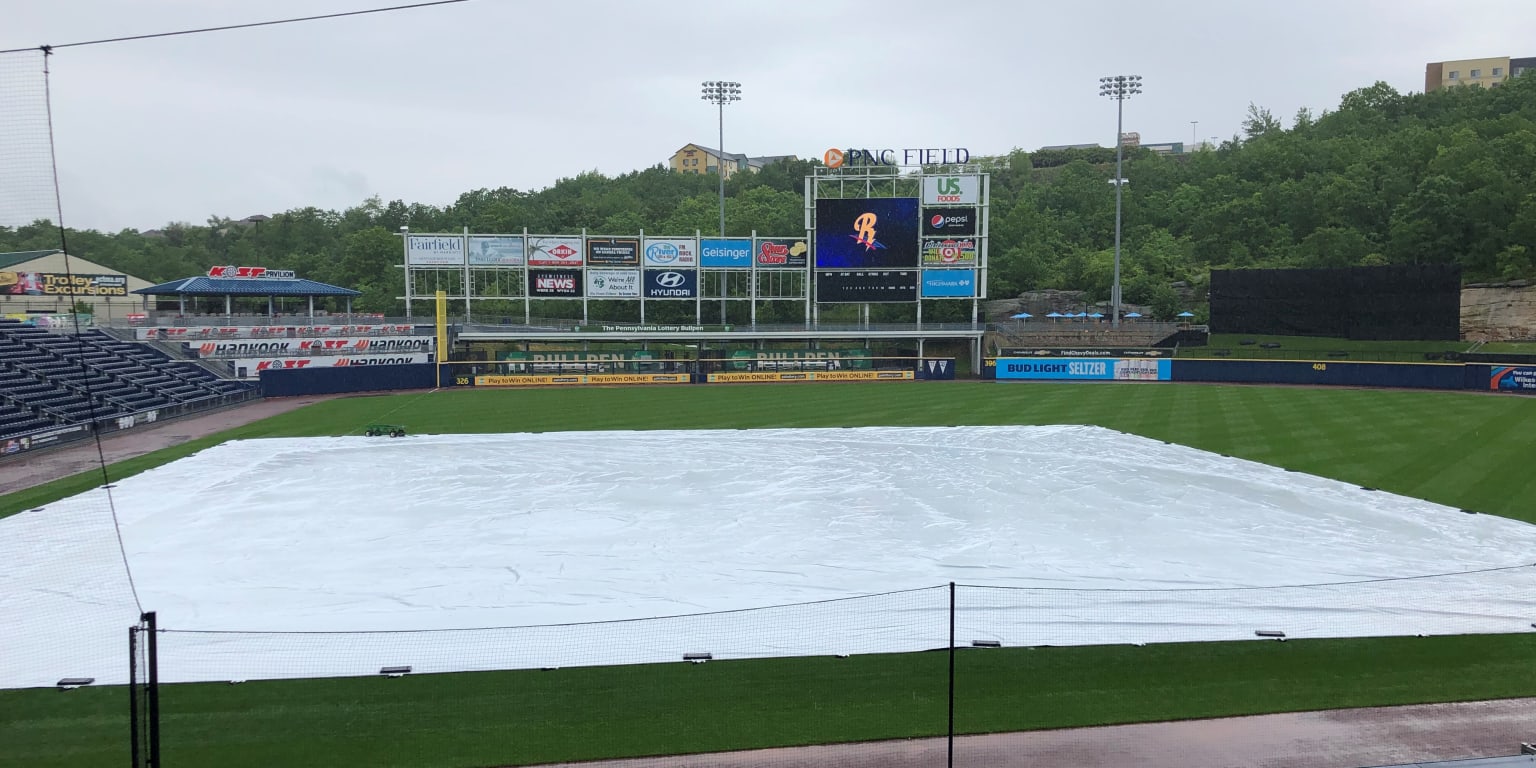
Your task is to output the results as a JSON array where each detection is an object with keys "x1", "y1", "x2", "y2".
[{"x1": 3, "y1": 425, "x2": 1534, "y2": 688}]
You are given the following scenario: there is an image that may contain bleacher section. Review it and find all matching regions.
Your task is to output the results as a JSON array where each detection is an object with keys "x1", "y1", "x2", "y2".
[{"x1": 0, "y1": 319, "x2": 255, "y2": 444}]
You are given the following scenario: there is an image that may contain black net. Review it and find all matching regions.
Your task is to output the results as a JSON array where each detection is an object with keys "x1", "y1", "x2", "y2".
[{"x1": 1210, "y1": 265, "x2": 1461, "y2": 340}]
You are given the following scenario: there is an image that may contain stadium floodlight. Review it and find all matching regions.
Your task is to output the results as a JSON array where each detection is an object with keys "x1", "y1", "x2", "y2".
[
  {"x1": 1098, "y1": 74, "x2": 1143, "y2": 328},
  {"x1": 57, "y1": 677, "x2": 94, "y2": 689},
  {"x1": 701, "y1": 80, "x2": 741, "y2": 325},
  {"x1": 379, "y1": 665, "x2": 412, "y2": 677},
  {"x1": 971, "y1": 639, "x2": 1002, "y2": 648}
]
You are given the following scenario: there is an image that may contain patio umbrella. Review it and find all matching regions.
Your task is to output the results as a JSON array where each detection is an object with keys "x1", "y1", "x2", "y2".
[
  {"x1": 1088, "y1": 312, "x2": 1104, "y2": 318},
  {"x1": 1010, "y1": 312, "x2": 1033, "y2": 319},
  {"x1": 1124, "y1": 312, "x2": 1143, "y2": 318},
  {"x1": 1045, "y1": 312, "x2": 1063, "y2": 318},
  {"x1": 1177, "y1": 311, "x2": 1195, "y2": 318},
  {"x1": 1075, "y1": 312, "x2": 1089, "y2": 318}
]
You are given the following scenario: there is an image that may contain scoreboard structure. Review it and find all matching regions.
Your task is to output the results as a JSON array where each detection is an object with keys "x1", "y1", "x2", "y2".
[{"x1": 400, "y1": 166, "x2": 988, "y2": 327}]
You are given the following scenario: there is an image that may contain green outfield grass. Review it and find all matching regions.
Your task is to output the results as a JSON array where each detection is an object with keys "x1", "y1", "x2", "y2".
[{"x1": 4, "y1": 382, "x2": 1536, "y2": 767}]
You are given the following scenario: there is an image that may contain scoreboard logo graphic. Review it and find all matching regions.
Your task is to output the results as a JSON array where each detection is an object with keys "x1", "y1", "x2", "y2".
[{"x1": 814, "y1": 198, "x2": 919, "y2": 269}]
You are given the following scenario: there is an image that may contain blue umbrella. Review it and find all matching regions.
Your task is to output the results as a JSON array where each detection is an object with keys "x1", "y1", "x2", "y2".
[
  {"x1": 1075, "y1": 312, "x2": 1089, "y2": 318},
  {"x1": 1045, "y1": 312, "x2": 1063, "y2": 318},
  {"x1": 1177, "y1": 311, "x2": 1195, "y2": 318},
  {"x1": 1010, "y1": 312, "x2": 1033, "y2": 319},
  {"x1": 1088, "y1": 312, "x2": 1104, "y2": 318},
  {"x1": 1124, "y1": 312, "x2": 1143, "y2": 318}
]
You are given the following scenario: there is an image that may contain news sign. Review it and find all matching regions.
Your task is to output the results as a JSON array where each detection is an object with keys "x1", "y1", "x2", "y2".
[
  {"x1": 756, "y1": 238, "x2": 809, "y2": 269},
  {"x1": 815, "y1": 270, "x2": 918, "y2": 303},
  {"x1": 814, "y1": 197, "x2": 919, "y2": 269},
  {"x1": 643, "y1": 239, "x2": 698, "y2": 267},
  {"x1": 920, "y1": 269, "x2": 976, "y2": 298},
  {"x1": 527, "y1": 236, "x2": 584, "y2": 267},
  {"x1": 921, "y1": 238, "x2": 978, "y2": 267},
  {"x1": 586, "y1": 237, "x2": 641, "y2": 266},
  {"x1": 586, "y1": 270, "x2": 641, "y2": 298},
  {"x1": 643, "y1": 269, "x2": 698, "y2": 299},
  {"x1": 922, "y1": 207, "x2": 977, "y2": 236},
  {"x1": 995, "y1": 358, "x2": 1171, "y2": 381},
  {"x1": 699, "y1": 238, "x2": 752, "y2": 268},
  {"x1": 406, "y1": 235, "x2": 464, "y2": 266},
  {"x1": 529, "y1": 269, "x2": 582, "y2": 297},
  {"x1": 468, "y1": 236, "x2": 525, "y2": 267}
]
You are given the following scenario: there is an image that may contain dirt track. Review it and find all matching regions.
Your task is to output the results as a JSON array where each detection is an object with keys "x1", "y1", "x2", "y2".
[{"x1": 537, "y1": 698, "x2": 1536, "y2": 768}]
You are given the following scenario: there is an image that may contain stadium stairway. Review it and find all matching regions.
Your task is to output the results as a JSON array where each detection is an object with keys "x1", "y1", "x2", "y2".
[{"x1": 0, "y1": 319, "x2": 255, "y2": 443}]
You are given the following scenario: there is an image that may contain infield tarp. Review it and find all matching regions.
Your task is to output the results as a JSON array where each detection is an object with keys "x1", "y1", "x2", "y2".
[{"x1": 4, "y1": 426, "x2": 1535, "y2": 688}]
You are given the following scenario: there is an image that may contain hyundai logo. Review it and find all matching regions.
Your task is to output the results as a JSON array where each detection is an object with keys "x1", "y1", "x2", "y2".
[{"x1": 656, "y1": 271, "x2": 686, "y2": 288}]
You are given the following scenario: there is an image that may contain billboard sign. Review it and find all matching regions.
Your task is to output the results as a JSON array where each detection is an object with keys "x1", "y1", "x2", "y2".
[
  {"x1": 995, "y1": 358, "x2": 1171, "y2": 381},
  {"x1": 586, "y1": 237, "x2": 641, "y2": 266},
  {"x1": 700, "y1": 238, "x2": 752, "y2": 268},
  {"x1": 406, "y1": 235, "x2": 464, "y2": 266},
  {"x1": 643, "y1": 269, "x2": 698, "y2": 299},
  {"x1": 467, "y1": 236, "x2": 525, "y2": 267},
  {"x1": 1, "y1": 272, "x2": 128, "y2": 297},
  {"x1": 756, "y1": 238, "x2": 809, "y2": 269},
  {"x1": 192, "y1": 337, "x2": 433, "y2": 357},
  {"x1": 586, "y1": 270, "x2": 641, "y2": 298},
  {"x1": 815, "y1": 270, "x2": 918, "y2": 303},
  {"x1": 921, "y1": 269, "x2": 976, "y2": 298},
  {"x1": 527, "y1": 236, "x2": 584, "y2": 267},
  {"x1": 207, "y1": 266, "x2": 297, "y2": 279},
  {"x1": 529, "y1": 269, "x2": 583, "y2": 297},
  {"x1": 922, "y1": 207, "x2": 977, "y2": 236},
  {"x1": 921, "y1": 238, "x2": 978, "y2": 267},
  {"x1": 814, "y1": 197, "x2": 920, "y2": 269},
  {"x1": 643, "y1": 238, "x2": 698, "y2": 267},
  {"x1": 233, "y1": 353, "x2": 433, "y2": 378},
  {"x1": 922, "y1": 175, "x2": 980, "y2": 205},
  {"x1": 1490, "y1": 366, "x2": 1536, "y2": 392}
]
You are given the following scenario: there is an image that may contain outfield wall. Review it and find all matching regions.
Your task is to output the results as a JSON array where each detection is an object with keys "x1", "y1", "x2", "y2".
[
  {"x1": 983, "y1": 357, "x2": 1532, "y2": 393},
  {"x1": 259, "y1": 363, "x2": 436, "y2": 396}
]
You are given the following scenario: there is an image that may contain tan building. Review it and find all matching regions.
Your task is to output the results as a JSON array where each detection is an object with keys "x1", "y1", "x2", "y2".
[
  {"x1": 0, "y1": 250, "x2": 152, "y2": 321},
  {"x1": 668, "y1": 144, "x2": 795, "y2": 179},
  {"x1": 1425, "y1": 56, "x2": 1535, "y2": 91}
]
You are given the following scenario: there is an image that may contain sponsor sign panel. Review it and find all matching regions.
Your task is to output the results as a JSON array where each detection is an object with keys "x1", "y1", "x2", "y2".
[
  {"x1": 815, "y1": 197, "x2": 920, "y2": 269},
  {"x1": 0, "y1": 272, "x2": 128, "y2": 297},
  {"x1": 475, "y1": 374, "x2": 689, "y2": 386},
  {"x1": 406, "y1": 235, "x2": 464, "y2": 266},
  {"x1": 643, "y1": 238, "x2": 699, "y2": 267},
  {"x1": 816, "y1": 270, "x2": 918, "y2": 303},
  {"x1": 1000, "y1": 348, "x2": 1172, "y2": 358},
  {"x1": 586, "y1": 237, "x2": 641, "y2": 266},
  {"x1": 191, "y1": 337, "x2": 433, "y2": 357},
  {"x1": 699, "y1": 238, "x2": 752, "y2": 268},
  {"x1": 921, "y1": 238, "x2": 979, "y2": 267},
  {"x1": 1, "y1": 424, "x2": 90, "y2": 455},
  {"x1": 527, "y1": 236, "x2": 584, "y2": 267},
  {"x1": 995, "y1": 358, "x2": 1171, "y2": 381},
  {"x1": 207, "y1": 266, "x2": 296, "y2": 279},
  {"x1": 644, "y1": 269, "x2": 698, "y2": 299},
  {"x1": 922, "y1": 207, "x2": 978, "y2": 236},
  {"x1": 1490, "y1": 366, "x2": 1536, "y2": 392},
  {"x1": 922, "y1": 175, "x2": 981, "y2": 205},
  {"x1": 585, "y1": 270, "x2": 641, "y2": 298},
  {"x1": 705, "y1": 370, "x2": 914, "y2": 383},
  {"x1": 575, "y1": 323, "x2": 732, "y2": 333},
  {"x1": 529, "y1": 269, "x2": 583, "y2": 297},
  {"x1": 921, "y1": 269, "x2": 977, "y2": 298},
  {"x1": 233, "y1": 352, "x2": 433, "y2": 378},
  {"x1": 756, "y1": 238, "x2": 809, "y2": 269},
  {"x1": 136, "y1": 324, "x2": 413, "y2": 340},
  {"x1": 467, "y1": 236, "x2": 525, "y2": 267}
]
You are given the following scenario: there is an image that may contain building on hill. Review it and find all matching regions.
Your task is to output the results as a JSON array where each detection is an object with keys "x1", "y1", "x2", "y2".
[
  {"x1": 0, "y1": 249, "x2": 153, "y2": 321},
  {"x1": 668, "y1": 144, "x2": 796, "y2": 179},
  {"x1": 1425, "y1": 55, "x2": 1536, "y2": 91}
]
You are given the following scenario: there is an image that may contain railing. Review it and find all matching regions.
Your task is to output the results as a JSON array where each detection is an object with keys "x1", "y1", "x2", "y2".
[{"x1": 460, "y1": 319, "x2": 988, "y2": 334}]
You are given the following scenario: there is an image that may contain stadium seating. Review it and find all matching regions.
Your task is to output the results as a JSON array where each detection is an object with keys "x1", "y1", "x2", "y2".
[{"x1": 0, "y1": 319, "x2": 255, "y2": 443}]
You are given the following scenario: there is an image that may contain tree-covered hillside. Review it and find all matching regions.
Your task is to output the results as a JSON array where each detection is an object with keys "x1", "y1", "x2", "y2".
[{"x1": 3, "y1": 74, "x2": 1533, "y2": 317}]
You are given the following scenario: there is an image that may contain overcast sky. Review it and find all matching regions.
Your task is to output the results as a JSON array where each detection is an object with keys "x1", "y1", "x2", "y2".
[{"x1": 3, "y1": 0, "x2": 1535, "y2": 232}]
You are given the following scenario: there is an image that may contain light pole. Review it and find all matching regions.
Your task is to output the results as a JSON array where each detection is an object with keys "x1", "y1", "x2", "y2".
[
  {"x1": 1190, "y1": 120, "x2": 1198, "y2": 149},
  {"x1": 1099, "y1": 74, "x2": 1142, "y2": 327},
  {"x1": 701, "y1": 80, "x2": 740, "y2": 325}
]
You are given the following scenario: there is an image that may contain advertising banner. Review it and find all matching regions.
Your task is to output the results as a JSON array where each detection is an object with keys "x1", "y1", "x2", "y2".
[
  {"x1": 1000, "y1": 347, "x2": 1172, "y2": 358},
  {"x1": 192, "y1": 337, "x2": 433, "y2": 357},
  {"x1": 529, "y1": 269, "x2": 583, "y2": 297},
  {"x1": 585, "y1": 270, "x2": 641, "y2": 298},
  {"x1": 700, "y1": 238, "x2": 752, "y2": 268},
  {"x1": 574, "y1": 323, "x2": 732, "y2": 333},
  {"x1": 756, "y1": 238, "x2": 809, "y2": 269},
  {"x1": 406, "y1": 235, "x2": 464, "y2": 266},
  {"x1": 995, "y1": 358, "x2": 1171, "y2": 381},
  {"x1": 814, "y1": 197, "x2": 920, "y2": 269},
  {"x1": 921, "y1": 238, "x2": 979, "y2": 267},
  {"x1": 922, "y1": 175, "x2": 981, "y2": 205},
  {"x1": 207, "y1": 266, "x2": 296, "y2": 279},
  {"x1": 1490, "y1": 366, "x2": 1536, "y2": 392},
  {"x1": 922, "y1": 207, "x2": 978, "y2": 236},
  {"x1": 1, "y1": 424, "x2": 90, "y2": 455},
  {"x1": 475, "y1": 374, "x2": 690, "y2": 386},
  {"x1": 643, "y1": 239, "x2": 699, "y2": 268},
  {"x1": 527, "y1": 236, "x2": 584, "y2": 267},
  {"x1": 232, "y1": 353, "x2": 433, "y2": 378},
  {"x1": 816, "y1": 270, "x2": 918, "y2": 303},
  {"x1": 586, "y1": 237, "x2": 641, "y2": 266},
  {"x1": 705, "y1": 370, "x2": 913, "y2": 383},
  {"x1": 467, "y1": 236, "x2": 525, "y2": 267},
  {"x1": 920, "y1": 269, "x2": 977, "y2": 298},
  {"x1": 1, "y1": 272, "x2": 128, "y2": 296},
  {"x1": 727, "y1": 349, "x2": 872, "y2": 371},
  {"x1": 644, "y1": 269, "x2": 698, "y2": 299},
  {"x1": 137, "y1": 324, "x2": 414, "y2": 340}
]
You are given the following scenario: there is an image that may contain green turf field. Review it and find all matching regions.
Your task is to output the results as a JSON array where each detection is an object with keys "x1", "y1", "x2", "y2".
[{"x1": 3, "y1": 382, "x2": 1536, "y2": 767}]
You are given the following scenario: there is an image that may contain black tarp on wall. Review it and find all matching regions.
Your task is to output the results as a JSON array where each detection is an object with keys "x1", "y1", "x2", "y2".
[{"x1": 1210, "y1": 265, "x2": 1460, "y2": 340}]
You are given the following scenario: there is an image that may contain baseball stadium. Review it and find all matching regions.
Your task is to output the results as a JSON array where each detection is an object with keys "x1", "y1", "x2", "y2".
[{"x1": 6, "y1": 9, "x2": 1536, "y2": 768}]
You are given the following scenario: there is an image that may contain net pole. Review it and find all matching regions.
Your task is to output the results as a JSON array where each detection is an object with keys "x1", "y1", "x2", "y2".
[
  {"x1": 948, "y1": 580, "x2": 956, "y2": 768},
  {"x1": 128, "y1": 624, "x2": 141, "y2": 768},
  {"x1": 144, "y1": 611, "x2": 160, "y2": 767}
]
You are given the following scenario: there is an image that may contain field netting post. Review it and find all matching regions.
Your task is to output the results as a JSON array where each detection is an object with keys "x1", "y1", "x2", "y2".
[{"x1": 129, "y1": 611, "x2": 160, "y2": 768}]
